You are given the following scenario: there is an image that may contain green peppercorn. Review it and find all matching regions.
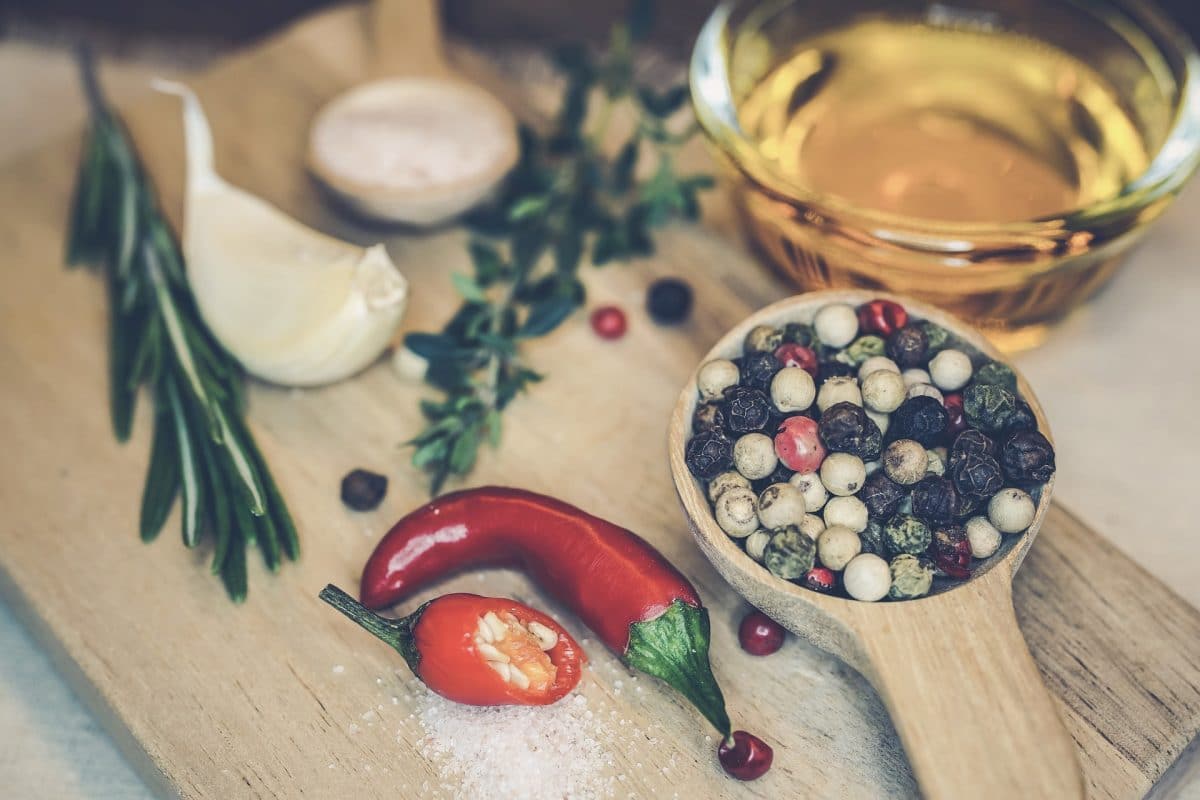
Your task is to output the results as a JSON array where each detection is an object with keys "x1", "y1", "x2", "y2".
[
  {"x1": 763, "y1": 525, "x2": 817, "y2": 580},
  {"x1": 920, "y1": 321, "x2": 952, "y2": 355},
  {"x1": 888, "y1": 554, "x2": 934, "y2": 599},
  {"x1": 744, "y1": 325, "x2": 784, "y2": 353},
  {"x1": 973, "y1": 361, "x2": 1018, "y2": 393},
  {"x1": 844, "y1": 335, "x2": 886, "y2": 365},
  {"x1": 963, "y1": 383, "x2": 1018, "y2": 434},
  {"x1": 783, "y1": 322, "x2": 817, "y2": 347},
  {"x1": 883, "y1": 513, "x2": 932, "y2": 555}
]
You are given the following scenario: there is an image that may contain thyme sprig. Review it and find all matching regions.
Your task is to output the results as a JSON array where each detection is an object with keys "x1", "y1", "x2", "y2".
[
  {"x1": 405, "y1": 2, "x2": 713, "y2": 494},
  {"x1": 66, "y1": 49, "x2": 297, "y2": 602}
]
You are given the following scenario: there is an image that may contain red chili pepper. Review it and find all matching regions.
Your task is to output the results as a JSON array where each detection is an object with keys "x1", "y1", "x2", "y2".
[
  {"x1": 319, "y1": 587, "x2": 584, "y2": 706},
  {"x1": 361, "y1": 487, "x2": 732, "y2": 732}
]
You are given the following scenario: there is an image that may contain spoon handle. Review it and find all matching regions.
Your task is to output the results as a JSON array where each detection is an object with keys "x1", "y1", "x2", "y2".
[
  {"x1": 854, "y1": 573, "x2": 1083, "y2": 799},
  {"x1": 372, "y1": 0, "x2": 448, "y2": 78}
]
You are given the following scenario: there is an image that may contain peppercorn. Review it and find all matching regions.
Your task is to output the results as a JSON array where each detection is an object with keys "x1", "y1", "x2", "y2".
[
  {"x1": 820, "y1": 452, "x2": 867, "y2": 496},
  {"x1": 817, "y1": 360, "x2": 857, "y2": 384},
  {"x1": 860, "y1": 471, "x2": 906, "y2": 518},
  {"x1": 818, "y1": 402, "x2": 883, "y2": 460},
  {"x1": 963, "y1": 383, "x2": 1017, "y2": 434},
  {"x1": 988, "y1": 487, "x2": 1036, "y2": 533},
  {"x1": 798, "y1": 513, "x2": 826, "y2": 540},
  {"x1": 757, "y1": 483, "x2": 807, "y2": 529},
  {"x1": 816, "y1": 376, "x2": 863, "y2": 411},
  {"x1": 973, "y1": 360, "x2": 1018, "y2": 393},
  {"x1": 763, "y1": 525, "x2": 817, "y2": 580},
  {"x1": 1005, "y1": 400, "x2": 1037, "y2": 432},
  {"x1": 774, "y1": 343, "x2": 818, "y2": 377},
  {"x1": 942, "y1": 393, "x2": 966, "y2": 440},
  {"x1": 843, "y1": 553, "x2": 891, "y2": 602},
  {"x1": 920, "y1": 321, "x2": 951, "y2": 355},
  {"x1": 697, "y1": 358, "x2": 740, "y2": 401},
  {"x1": 707, "y1": 470, "x2": 751, "y2": 503},
  {"x1": 865, "y1": 408, "x2": 890, "y2": 437},
  {"x1": 692, "y1": 401, "x2": 726, "y2": 434},
  {"x1": 845, "y1": 335, "x2": 886, "y2": 365},
  {"x1": 888, "y1": 554, "x2": 934, "y2": 600},
  {"x1": 954, "y1": 491, "x2": 985, "y2": 520},
  {"x1": 803, "y1": 566, "x2": 837, "y2": 594},
  {"x1": 646, "y1": 277, "x2": 693, "y2": 325},
  {"x1": 1001, "y1": 429, "x2": 1056, "y2": 484},
  {"x1": 685, "y1": 429, "x2": 734, "y2": 480},
  {"x1": 814, "y1": 303, "x2": 859, "y2": 348},
  {"x1": 733, "y1": 433, "x2": 778, "y2": 480},
  {"x1": 883, "y1": 513, "x2": 932, "y2": 555},
  {"x1": 901, "y1": 368, "x2": 931, "y2": 387},
  {"x1": 340, "y1": 469, "x2": 388, "y2": 511},
  {"x1": 590, "y1": 305, "x2": 628, "y2": 339},
  {"x1": 744, "y1": 324, "x2": 784, "y2": 354},
  {"x1": 859, "y1": 519, "x2": 886, "y2": 555},
  {"x1": 906, "y1": 383, "x2": 943, "y2": 404},
  {"x1": 910, "y1": 476, "x2": 958, "y2": 523},
  {"x1": 817, "y1": 525, "x2": 862, "y2": 570},
  {"x1": 745, "y1": 530, "x2": 771, "y2": 562},
  {"x1": 752, "y1": 460, "x2": 796, "y2": 494},
  {"x1": 928, "y1": 349, "x2": 973, "y2": 391},
  {"x1": 788, "y1": 471, "x2": 828, "y2": 512},
  {"x1": 715, "y1": 486, "x2": 760, "y2": 538},
  {"x1": 950, "y1": 428, "x2": 997, "y2": 464},
  {"x1": 930, "y1": 525, "x2": 972, "y2": 578},
  {"x1": 740, "y1": 351, "x2": 780, "y2": 390},
  {"x1": 774, "y1": 415, "x2": 826, "y2": 472},
  {"x1": 823, "y1": 495, "x2": 869, "y2": 532},
  {"x1": 857, "y1": 299, "x2": 908, "y2": 337},
  {"x1": 950, "y1": 449, "x2": 1004, "y2": 499},
  {"x1": 738, "y1": 609, "x2": 786, "y2": 656},
  {"x1": 885, "y1": 324, "x2": 929, "y2": 368},
  {"x1": 859, "y1": 356, "x2": 901, "y2": 381},
  {"x1": 770, "y1": 366, "x2": 816, "y2": 413},
  {"x1": 724, "y1": 386, "x2": 772, "y2": 434},
  {"x1": 883, "y1": 439, "x2": 927, "y2": 485},
  {"x1": 965, "y1": 516, "x2": 1002, "y2": 559},
  {"x1": 888, "y1": 396, "x2": 948, "y2": 446},
  {"x1": 783, "y1": 322, "x2": 816, "y2": 347},
  {"x1": 925, "y1": 448, "x2": 947, "y2": 477}
]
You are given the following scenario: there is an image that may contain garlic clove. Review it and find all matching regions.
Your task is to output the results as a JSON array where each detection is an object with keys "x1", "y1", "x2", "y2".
[{"x1": 154, "y1": 80, "x2": 408, "y2": 387}]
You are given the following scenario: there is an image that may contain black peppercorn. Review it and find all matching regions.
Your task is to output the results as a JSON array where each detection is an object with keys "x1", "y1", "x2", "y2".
[
  {"x1": 860, "y1": 519, "x2": 886, "y2": 556},
  {"x1": 817, "y1": 360, "x2": 857, "y2": 384},
  {"x1": 950, "y1": 449, "x2": 1004, "y2": 499},
  {"x1": 724, "y1": 386, "x2": 773, "y2": 434},
  {"x1": 1004, "y1": 400, "x2": 1037, "y2": 432},
  {"x1": 954, "y1": 491, "x2": 985, "y2": 520},
  {"x1": 646, "y1": 278, "x2": 693, "y2": 325},
  {"x1": 740, "y1": 351, "x2": 780, "y2": 390},
  {"x1": 685, "y1": 430, "x2": 734, "y2": 480},
  {"x1": 885, "y1": 324, "x2": 929, "y2": 368},
  {"x1": 911, "y1": 475, "x2": 958, "y2": 523},
  {"x1": 783, "y1": 322, "x2": 816, "y2": 347},
  {"x1": 950, "y1": 428, "x2": 996, "y2": 464},
  {"x1": 341, "y1": 469, "x2": 388, "y2": 511},
  {"x1": 920, "y1": 321, "x2": 952, "y2": 355},
  {"x1": 753, "y1": 461, "x2": 796, "y2": 493},
  {"x1": 930, "y1": 524, "x2": 972, "y2": 578},
  {"x1": 1001, "y1": 429, "x2": 1056, "y2": 484},
  {"x1": 860, "y1": 471, "x2": 906, "y2": 518},
  {"x1": 818, "y1": 402, "x2": 883, "y2": 460},
  {"x1": 692, "y1": 401, "x2": 726, "y2": 434},
  {"x1": 963, "y1": 383, "x2": 1017, "y2": 434},
  {"x1": 888, "y1": 396, "x2": 948, "y2": 446}
]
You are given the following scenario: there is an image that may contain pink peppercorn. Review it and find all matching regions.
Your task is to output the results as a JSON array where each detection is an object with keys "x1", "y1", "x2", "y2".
[
  {"x1": 943, "y1": 393, "x2": 967, "y2": 439},
  {"x1": 590, "y1": 306, "x2": 627, "y2": 340},
  {"x1": 738, "y1": 609, "x2": 786, "y2": 656},
  {"x1": 773, "y1": 343, "x2": 818, "y2": 378},
  {"x1": 774, "y1": 416, "x2": 826, "y2": 472},
  {"x1": 803, "y1": 567, "x2": 836, "y2": 593},
  {"x1": 857, "y1": 299, "x2": 908, "y2": 337}
]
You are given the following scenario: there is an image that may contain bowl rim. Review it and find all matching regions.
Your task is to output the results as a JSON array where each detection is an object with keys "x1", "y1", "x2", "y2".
[
  {"x1": 667, "y1": 289, "x2": 1056, "y2": 613},
  {"x1": 689, "y1": 0, "x2": 1200, "y2": 240}
]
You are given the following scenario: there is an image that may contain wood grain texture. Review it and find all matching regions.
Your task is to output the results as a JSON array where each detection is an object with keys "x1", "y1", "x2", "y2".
[{"x1": 0, "y1": 6, "x2": 1198, "y2": 799}]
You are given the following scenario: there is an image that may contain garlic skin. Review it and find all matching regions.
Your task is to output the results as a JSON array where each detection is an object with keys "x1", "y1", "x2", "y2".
[{"x1": 155, "y1": 81, "x2": 407, "y2": 387}]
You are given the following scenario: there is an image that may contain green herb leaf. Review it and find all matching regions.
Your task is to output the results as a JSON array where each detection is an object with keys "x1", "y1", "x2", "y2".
[{"x1": 139, "y1": 407, "x2": 180, "y2": 541}]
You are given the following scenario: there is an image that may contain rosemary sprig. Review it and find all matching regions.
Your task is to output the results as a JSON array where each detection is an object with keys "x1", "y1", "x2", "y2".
[
  {"x1": 405, "y1": 1, "x2": 713, "y2": 494},
  {"x1": 66, "y1": 48, "x2": 298, "y2": 602}
]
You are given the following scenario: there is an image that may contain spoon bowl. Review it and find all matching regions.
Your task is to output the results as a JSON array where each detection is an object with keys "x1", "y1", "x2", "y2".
[{"x1": 668, "y1": 290, "x2": 1081, "y2": 799}]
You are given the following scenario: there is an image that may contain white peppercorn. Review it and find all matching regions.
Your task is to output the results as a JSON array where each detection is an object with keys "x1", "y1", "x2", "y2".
[
  {"x1": 770, "y1": 366, "x2": 816, "y2": 413},
  {"x1": 757, "y1": 483, "x2": 807, "y2": 529},
  {"x1": 797, "y1": 513, "x2": 826, "y2": 540},
  {"x1": 714, "y1": 486, "x2": 759, "y2": 538},
  {"x1": 901, "y1": 368, "x2": 931, "y2": 388},
  {"x1": 745, "y1": 529, "x2": 771, "y2": 562},
  {"x1": 820, "y1": 452, "x2": 867, "y2": 496},
  {"x1": 707, "y1": 470, "x2": 751, "y2": 503},
  {"x1": 697, "y1": 358, "x2": 739, "y2": 401},
  {"x1": 865, "y1": 408, "x2": 890, "y2": 436},
  {"x1": 906, "y1": 383, "x2": 944, "y2": 403},
  {"x1": 817, "y1": 525, "x2": 862, "y2": 570},
  {"x1": 733, "y1": 433, "x2": 778, "y2": 480},
  {"x1": 882, "y1": 439, "x2": 927, "y2": 485},
  {"x1": 925, "y1": 448, "x2": 946, "y2": 477},
  {"x1": 823, "y1": 495, "x2": 868, "y2": 532},
  {"x1": 843, "y1": 553, "x2": 891, "y2": 602},
  {"x1": 861, "y1": 369, "x2": 906, "y2": 413},
  {"x1": 965, "y1": 516, "x2": 1002, "y2": 559},
  {"x1": 813, "y1": 303, "x2": 859, "y2": 348},
  {"x1": 788, "y1": 471, "x2": 828, "y2": 512},
  {"x1": 817, "y1": 376, "x2": 862, "y2": 412},
  {"x1": 988, "y1": 487, "x2": 1036, "y2": 533},
  {"x1": 859, "y1": 355, "x2": 900, "y2": 380},
  {"x1": 929, "y1": 349, "x2": 973, "y2": 391}
]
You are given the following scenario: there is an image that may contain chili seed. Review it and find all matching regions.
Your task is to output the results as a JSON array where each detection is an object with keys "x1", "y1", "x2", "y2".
[
  {"x1": 590, "y1": 305, "x2": 627, "y2": 339},
  {"x1": 763, "y1": 525, "x2": 817, "y2": 580},
  {"x1": 887, "y1": 396, "x2": 948, "y2": 446},
  {"x1": 885, "y1": 324, "x2": 929, "y2": 368},
  {"x1": 686, "y1": 429, "x2": 734, "y2": 480},
  {"x1": 1001, "y1": 429, "x2": 1056, "y2": 484},
  {"x1": 340, "y1": 469, "x2": 388, "y2": 511},
  {"x1": 646, "y1": 278, "x2": 693, "y2": 325},
  {"x1": 911, "y1": 475, "x2": 959, "y2": 523},
  {"x1": 857, "y1": 299, "x2": 908, "y2": 337},
  {"x1": 738, "y1": 610, "x2": 786, "y2": 656}
]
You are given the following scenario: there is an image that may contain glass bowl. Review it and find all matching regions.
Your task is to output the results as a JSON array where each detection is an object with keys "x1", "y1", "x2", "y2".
[{"x1": 690, "y1": 0, "x2": 1200, "y2": 349}]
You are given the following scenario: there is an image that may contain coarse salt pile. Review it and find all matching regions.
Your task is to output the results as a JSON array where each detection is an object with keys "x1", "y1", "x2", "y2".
[{"x1": 413, "y1": 688, "x2": 617, "y2": 800}]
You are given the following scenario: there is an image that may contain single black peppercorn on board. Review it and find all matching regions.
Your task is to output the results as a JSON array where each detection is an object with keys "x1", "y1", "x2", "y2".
[{"x1": 0, "y1": 8, "x2": 1198, "y2": 800}]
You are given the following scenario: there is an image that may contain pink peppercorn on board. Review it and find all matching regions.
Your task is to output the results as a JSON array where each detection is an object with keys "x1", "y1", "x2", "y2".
[{"x1": 1, "y1": 6, "x2": 1200, "y2": 799}]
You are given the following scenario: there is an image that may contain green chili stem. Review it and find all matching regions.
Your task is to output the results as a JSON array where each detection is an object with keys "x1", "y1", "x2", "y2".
[{"x1": 318, "y1": 585, "x2": 426, "y2": 674}]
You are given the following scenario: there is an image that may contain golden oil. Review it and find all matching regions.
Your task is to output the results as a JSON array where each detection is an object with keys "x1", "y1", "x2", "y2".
[{"x1": 736, "y1": 18, "x2": 1151, "y2": 224}]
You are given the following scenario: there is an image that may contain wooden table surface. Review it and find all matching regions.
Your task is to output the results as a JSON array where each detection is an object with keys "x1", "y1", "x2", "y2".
[{"x1": 2, "y1": 5, "x2": 1200, "y2": 799}]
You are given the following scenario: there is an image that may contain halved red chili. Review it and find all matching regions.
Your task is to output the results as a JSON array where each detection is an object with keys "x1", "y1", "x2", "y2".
[{"x1": 319, "y1": 587, "x2": 584, "y2": 706}]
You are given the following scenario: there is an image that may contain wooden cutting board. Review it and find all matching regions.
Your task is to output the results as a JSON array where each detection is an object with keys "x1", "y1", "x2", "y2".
[{"x1": 1, "y1": 5, "x2": 1199, "y2": 799}]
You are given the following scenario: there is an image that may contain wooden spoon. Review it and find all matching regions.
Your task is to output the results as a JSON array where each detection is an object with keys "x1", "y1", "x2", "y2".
[
  {"x1": 307, "y1": 0, "x2": 518, "y2": 226},
  {"x1": 668, "y1": 290, "x2": 1083, "y2": 800}
]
